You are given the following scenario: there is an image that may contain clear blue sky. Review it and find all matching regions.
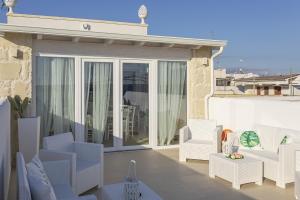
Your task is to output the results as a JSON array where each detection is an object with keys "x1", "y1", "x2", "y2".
[{"x1": 1, "y1": 0, "x2": 299, "y2": 74}]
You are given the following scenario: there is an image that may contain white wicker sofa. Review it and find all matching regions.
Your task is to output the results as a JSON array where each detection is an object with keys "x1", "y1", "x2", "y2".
[
  {"x1": 239, "y1": 124, "x2": 300, "y2": 188},
  {"x1": 179, "y1": 119, "x2": 222, "y2": 161}
]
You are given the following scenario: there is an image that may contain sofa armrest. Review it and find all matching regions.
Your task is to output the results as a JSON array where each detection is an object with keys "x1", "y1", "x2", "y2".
[
  {"x1": 278, "y1": 143, "x2": 295, "y2": 183},
  {"x1": 39, "y1": 149, "x2": 76, "y2": 192},
  {"x1": 212, "y1": 125, "x2": 223, "y2": 153},
  {"x1": 43, "y1": 160, "x2": 70, "y2": 185},
  {"x1": 180, "y1": 126, "x2": 190, "y2": 144},
  {"x1": 74, "y1": 142, "x2": 104, "y2": 188},
  {"x1": 74, "y1": 142, "x2": 103, "y2": 162}
]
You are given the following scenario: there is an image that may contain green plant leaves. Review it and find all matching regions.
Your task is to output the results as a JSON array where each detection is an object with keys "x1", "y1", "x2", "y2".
[{"x1": 7, "y1": 95, "x2": 30, "y2": 119}]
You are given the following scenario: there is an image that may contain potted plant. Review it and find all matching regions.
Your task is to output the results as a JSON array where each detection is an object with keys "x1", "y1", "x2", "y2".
[
  {"x1": 1, "y1": 0, "x2": 17, "y2": 14},
  {"x1": 8, "y1": 95, "x2": 40, "y2": 163}
]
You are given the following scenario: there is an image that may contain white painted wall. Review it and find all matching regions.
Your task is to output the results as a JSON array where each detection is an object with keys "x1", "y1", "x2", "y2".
[
  {"x1": 33, "y1": 40, "x2": 191, "y2": 60},
  {"x1": 0, "y1": 99, "x2": 11, "y2": 200},
  {"x1": 8, "y1": 14, "x2": 148, "y2": 35},
  {"x1": 209, "y1": 97, "x2": 300, "y2": 131}
]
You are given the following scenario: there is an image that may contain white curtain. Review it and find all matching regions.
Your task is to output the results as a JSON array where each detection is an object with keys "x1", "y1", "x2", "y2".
[
  {"x1": 84, "y1": 62, "x2": 112, "y2": 144},
  {"x1": 158, "y1": 61, "x2": 186, "y2": 145},
  {"x1": 36, "y1": 57, "x2": 75, "y2": 139}
]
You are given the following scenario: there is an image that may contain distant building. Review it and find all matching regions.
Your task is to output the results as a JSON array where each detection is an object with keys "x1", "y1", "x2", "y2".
[
  {"x1": 214, "y1": 68, "x2": 300, "y2": 96},
  {"x1": 214, "y1": 68, "x2": 258, "y2": 95},
  {"x1": 233, "y1": 74, "x2": 300, "y2": 96}
]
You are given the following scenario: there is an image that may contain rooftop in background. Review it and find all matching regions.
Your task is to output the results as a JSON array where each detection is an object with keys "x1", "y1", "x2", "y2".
[{"x1": 235, "y1": 74, "x2": 300, "y2": 82}]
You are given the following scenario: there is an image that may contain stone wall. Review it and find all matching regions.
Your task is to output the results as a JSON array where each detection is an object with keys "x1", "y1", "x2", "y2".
[
  {"x1": 187, "y1": 47, "x2": 212, "y2": 119},
  {"x1": 0, "y1": 33, "x2": 32, "y2": 167},
  {"x1": 0, "y1": 33, "x2": 32, "y2": 99}
]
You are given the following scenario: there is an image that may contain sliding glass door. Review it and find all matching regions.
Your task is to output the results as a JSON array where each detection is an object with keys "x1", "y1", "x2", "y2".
[
  {"x1": 36, "y1": 57, "x2": 75, "y2": 138},
  {"x1": 36, "y1": 56, "x2": 187, "y2": 149},
  {"x1": 122, "y1": 62, "x2": 149, "y2": 146},
  {"x1": 83, "y1": 61, "x2": 113, "y2": 147}
]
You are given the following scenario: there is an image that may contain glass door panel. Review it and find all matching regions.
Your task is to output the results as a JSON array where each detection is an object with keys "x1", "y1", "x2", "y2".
[
  {"x1": 157, "y1": 61, "x2": 187, "y2": 146},
  {"x1": 84, "y1": 61, "x2": 113, "y2": 147},
  {"x1": 36, "y1": 57, "x2": 75, "y2": 138},
  {"x1": 122, "y1": 63, "x2": 149, "y2": 146}
]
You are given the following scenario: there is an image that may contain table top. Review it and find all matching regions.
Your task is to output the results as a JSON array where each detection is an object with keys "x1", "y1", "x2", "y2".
[
  {"x1": 210, "y1": 153, "x2": 262, "y2": 165},
  {"x1": 102, "y1": 181, "x2": 162, "y2": 200}
]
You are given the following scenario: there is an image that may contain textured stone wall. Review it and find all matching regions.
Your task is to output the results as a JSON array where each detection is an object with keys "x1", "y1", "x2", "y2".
[
  {"x1": 188, "y1": 47, "x2": 212, "y2": 119},
  {"x1": 0, "y1": 33, "x2": 32, "y2": 167},
  {"x1": 0, "y1": 33, "x2": 32, "y2": 99}
]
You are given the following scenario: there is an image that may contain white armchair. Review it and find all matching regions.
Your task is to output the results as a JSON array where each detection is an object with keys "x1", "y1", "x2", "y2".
[
  {"x1": 179, "y1": 119, "x2": 222, "y2": 161},
  {"x1": 42, "y1": 132, "x2": 104, "y2": 195},
  {"x1": 17, "y1": 152, "x2": 97, "y2": 200}
]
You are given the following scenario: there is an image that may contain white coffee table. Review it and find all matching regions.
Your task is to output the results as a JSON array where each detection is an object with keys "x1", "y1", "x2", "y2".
[
  {"x1": 102, "y1": 181, "x2": 162, "y2": 200},
  {"x1": 209, "y1": 153, "x2": 263, "y2": 189}
]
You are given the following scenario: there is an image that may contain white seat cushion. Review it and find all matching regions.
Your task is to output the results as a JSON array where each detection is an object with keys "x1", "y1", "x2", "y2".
[
  {"x1": 240, "y1": 149, "x2": 279, "y2": 161},
  {"x1": 185, "y1": 139, "x2": 213, "y2": 145},
  {"x1": 16, "y1": 153, "x2": 32, "y2": 200},
  {"x1": 52, "y1": 184, "x2": 76, "y2": 200},
  {"x1": 255, "y1": 124, "x2": 286, "y2": 153},
  {"x1": 76, "y1": 160, "x2": 99, "y2": 172},
  {"x1": 26, "y1": 162, "x2": 57, "y2": 200},
  {"x1": 188, "y1": 119, "x2": 217, "y2": 141}
]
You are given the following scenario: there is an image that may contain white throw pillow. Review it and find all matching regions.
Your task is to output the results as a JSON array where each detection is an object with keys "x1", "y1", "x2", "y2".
[
  {"x1": 26, "y1": 161, "x2": 57, "y2": 200},
  {"x1": 256, "y1": 125, "x2": 285, "y2": 153}
]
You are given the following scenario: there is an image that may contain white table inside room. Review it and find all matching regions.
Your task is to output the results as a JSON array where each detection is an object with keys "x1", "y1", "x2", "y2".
[
  {"x1": 102, "y1": 181, "x2": 162, "y2": 200},
  {"x1": 209, "y1": 153, "x2": 263, "y2": 190}
]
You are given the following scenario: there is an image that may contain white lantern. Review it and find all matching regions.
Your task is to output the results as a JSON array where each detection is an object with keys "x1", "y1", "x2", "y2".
[{"x1": 123, "y1": 160, "x2": 141, "y2": 200}]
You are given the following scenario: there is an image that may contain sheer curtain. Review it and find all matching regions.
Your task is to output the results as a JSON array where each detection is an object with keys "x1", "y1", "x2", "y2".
[
  {"x1": 158, "y1": 61, "x2": 186, "y2": 145},
  {"x1": 84, "y1": 62, "x2": 112, "y2": 144},
  {"x1": 36, "y1": 57, "x2": 75, "y2": 139}
]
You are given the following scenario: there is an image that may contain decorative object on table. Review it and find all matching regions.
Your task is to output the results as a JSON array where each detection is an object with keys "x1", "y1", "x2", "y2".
[
  {"x1": 123, "y1": 160, "x2": 141, "y2": 200},
  {"x1": 221, "y1": 129, "x2": 232, "y2": 153},
  {"x1": 8, "y1": 95, "x2": 40, "y2": 163},
  {"x1": 225, "y1": 152, "x2": 244, "y2": 160},
  {"x1": 222, "y1": 131, "x2": 239, "y2": 155},
  {"x1": 231, "y1": 145, "x2": 239, "y2": 153},
  {"x1": 240, "y1": 131, "x2": 260, "y2": 148}
]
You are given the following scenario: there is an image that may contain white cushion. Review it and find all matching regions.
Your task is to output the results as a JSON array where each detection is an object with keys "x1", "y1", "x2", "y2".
[
  {"x1": 52, "y1": 184, "x2": 76, "y2": 200},
  {"x1": 185, "y1": 139, "x2": 212, "y2": 145},
  {"x1": 16, "y1": 153, "x2": 32, "y2": 200},
  {"x1": 76, "y1": 159, "x2": 99, "y2": 172},
  {"x1": 280, "y1": 128, "x2": 300, "y2": 143},
  {"x1": 188, "y1": 119, "x2": 217, "y2": 141},
  {"x1": 43, "y1": 132, "x2": 74, "y2": 152},
  {"x1": 26, "y1": 162, "x2": 57, "y2": 200},
  {"x1": 255, "y1": 124, "x2": 285, "y2": 153},
  {"x1": 240, "y1": 149, "x2": 279, "y2": 161}
]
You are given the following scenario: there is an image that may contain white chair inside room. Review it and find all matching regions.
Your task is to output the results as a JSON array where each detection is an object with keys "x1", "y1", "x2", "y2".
[
  {"x1": 179, "y1": 119, "x2": 222, "y2": 161},
  {"x1": 42, "y1": 132, "x2": 104, "y2": 195}
]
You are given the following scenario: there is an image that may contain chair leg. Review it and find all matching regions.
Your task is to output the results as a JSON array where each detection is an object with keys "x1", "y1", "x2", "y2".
[
  {"x1": 179, "y1": 151, "x2": 186, "y2": 162},
  {"x1": 276, "y1": 181, "x2": 286, "y2": 189}
]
